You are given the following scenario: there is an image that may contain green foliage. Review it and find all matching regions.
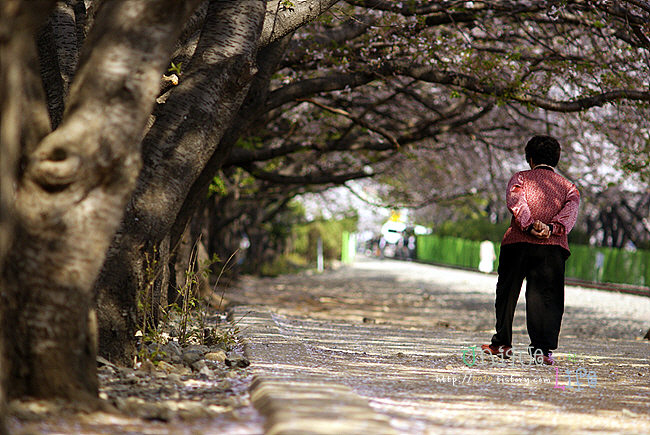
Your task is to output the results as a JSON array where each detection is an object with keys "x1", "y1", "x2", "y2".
[
  {"x1": 137, "y1": 342, "x2": 167, "y2": 364},
  {"x1": 230, "y1": 167, "x2": 258, "y2": 195},
  {"x1": 259, "y1": 254, "x2": 307, "y2": 277},
  {"x1": 417, "y1": 234, "x2": 482, "y2": 269},
  {"x1": 434, "y1": 218, "x2": 509, "y2": 243},
  {"x1": 167, "y1": 61, "x2": 182, "y2": 75},
  {"x1": 292, "y1": 213, "x2": 358, "y2": 262},
  {"x1": 235, "y1": 136, "x2": 263, "y2": 150},
  {"x1": 208, "y1": 175, "x2": 228, "y2": 198},
  {"x1": 137, "y1": 240, "x2": 227, "y2": 354},
  {"x1": 417, "y1": 234, "x2": 650, "y2": 287},
  {"x1": 134, "y1": 245, "x2": 241, "y2": 364},
  {"x1": 253, "y1": 200, "x2": 358, "y2": 275},
  {"x1": 431, "y1": 217, "x2": 593, "y2": 246},
  {"x1": 617, "y1": 131, "x2": 650, "y2": 181},
  {"x1": 280, "y1": 0, "x2": 295, "y2": 11}
]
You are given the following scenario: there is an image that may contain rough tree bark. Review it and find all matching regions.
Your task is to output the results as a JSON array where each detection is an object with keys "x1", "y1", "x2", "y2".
[
  {"x1": 95, "y1": 0, "x2": 341, "y2": 365},
  {"x1": 206, "y1": 194, "x2": 247, "y2": 274},
  {"x1": 1, "y1": 0, "x2": 59, "y2": 422},
  {"x1": 167, "y1": 34, "x2": 293, "y2": 286},
  {"x1": 96, "y1": 0, "x2": 267, "y2": 364},
  {"x1": 36, "y1": 0, "x2": 82, "y2": 129},
  {"x1": 1, "y1": 0, "x2": 201, "y2": 401}
]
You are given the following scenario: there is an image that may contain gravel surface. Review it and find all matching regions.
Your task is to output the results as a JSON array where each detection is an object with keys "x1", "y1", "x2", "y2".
[
  {"x1": 354, "y1": 258, "x2": 650, "y2": 341},
  {"x1": 8, "y1": 331, "x2": 263, "y2": 434},
  {"x1": 233, "y1": 257, "x2": 650, "y2": 343},
  {"x1": 231, "y1": 257, "x2": 650, "y2": 435}
]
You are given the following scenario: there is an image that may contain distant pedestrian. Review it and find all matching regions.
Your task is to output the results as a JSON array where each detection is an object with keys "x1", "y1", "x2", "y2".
[
  {"x1": 407, "y1": 235, "x2": 416, "y2": 259},
  {"x1": 482, "y1": 135, "x2": 580, "y2": 365}
]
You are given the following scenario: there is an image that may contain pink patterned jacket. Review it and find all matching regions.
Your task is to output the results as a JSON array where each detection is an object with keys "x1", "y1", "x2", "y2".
[{"x1": 501, "y1": 166, "x2": 580, "y2": 253}]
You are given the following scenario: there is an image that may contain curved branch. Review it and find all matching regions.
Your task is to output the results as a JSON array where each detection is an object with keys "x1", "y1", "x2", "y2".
[
  {"x1": 260, "y1": 0, "x2": 340, "y2": 47},
  {"x1": 282, "y1": 14, "x2": 376, "y2": 66},
  {"x1": 344, "y1": 183, "x2": 486, "y2": 209},
  {"x1": 298, "y1": 97, "x2": 400, "y2": 148},
  {"x1": 398, "y1": 104, "x2": 494, "y2": 144},
  {"x1": 344, "y1": 0, "x2": 447, "y2": 15},
  {"x1": 265, "y1": 71, "x2": 375, "y2": 110},
  {"x1": 400, "y1": 64, "x2": 650, "y2": 112},
  {"x1": 623, "y1": 0, "x2": 650, "y2": 13},
  {"x1": 226, "y1": 141, "x2": 310, "y2": 167},
  {"x1": 243, "y1": 163, "x2": 372, "y2": 185}
]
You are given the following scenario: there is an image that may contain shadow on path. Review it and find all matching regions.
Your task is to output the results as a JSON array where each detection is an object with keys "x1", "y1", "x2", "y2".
[{"x1": 231, "y1": 258, "x2": 650, "y2": 434}]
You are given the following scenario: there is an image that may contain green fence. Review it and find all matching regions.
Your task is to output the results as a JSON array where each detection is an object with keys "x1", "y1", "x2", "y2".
[
  {"x1": 341, "y1": 231, "x2": 357, "y2": 264},
  {"x1": 416, "y1": 234, "x2": 650, "y2": 288},
  {"x1": 416, "y1": 235, "x2": 482, "y2": 270}
]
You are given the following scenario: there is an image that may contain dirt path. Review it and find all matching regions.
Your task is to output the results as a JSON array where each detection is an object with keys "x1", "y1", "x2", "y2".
[
  {"x1": 8, "y1": 258, "x2": 647, "y2": 434},
  {"x1": 231, "y1": 257, "x2": 650, "y2": 434}
]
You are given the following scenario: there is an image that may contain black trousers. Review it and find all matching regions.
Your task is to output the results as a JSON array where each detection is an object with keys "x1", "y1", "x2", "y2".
[{"x1": 491, "y1": 243, "x2": 568, "y2": 355}]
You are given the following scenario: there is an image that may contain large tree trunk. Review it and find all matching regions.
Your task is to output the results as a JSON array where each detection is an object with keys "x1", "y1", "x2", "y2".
[
  {"x1": 170, "y1": 35, "x2": 293, "y2": 286},
  {"x1": 96, "y1": 0, "x2": 266, "y2": 365},
  {"x1": 1, "y1": 0, "x2": 200, "y2": 400},
  {"x1": 207, "y1": 197, "x2": 246, "y2": 275},
  {"x1": 95, "y1": 0, "x2": 341, "y2": 366},
  {"x1": 1, "y1": 0, "x2": 59, "y2": 421}
]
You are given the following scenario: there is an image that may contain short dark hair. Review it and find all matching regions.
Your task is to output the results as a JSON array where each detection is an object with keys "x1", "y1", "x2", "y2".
[{"x1": 525, "y1": 135, "x2": 561, "y2": 167}]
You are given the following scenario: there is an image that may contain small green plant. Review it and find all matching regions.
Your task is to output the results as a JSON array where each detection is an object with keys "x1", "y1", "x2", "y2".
[
  {"x1": 168, "y1": 61, "x2": 182, "y2": 75},
  {"x1": 137, "y1": 341, "x2": 167, "y2": 364},
  {"x1": 172, "y1": 238, "x2": 239, "y2": 346},
  {"x1": 208, "y1": 175, "x2": 228, "y2": 197},
  {"x1": 204, "y1": 324, "x2": 239, "y2": 350},
  {"x1": 137, "y1": 246, "x2": 162, "y2": 342},
  {"x1": 176, "y1": 239, "x2": 204, "y2": 345},
  {"x1": 135, "y1": 237, "x2": 244, "y2": 364},
  {"x1": 280, "y1": 0, "x2": 295, "y2": 11}
]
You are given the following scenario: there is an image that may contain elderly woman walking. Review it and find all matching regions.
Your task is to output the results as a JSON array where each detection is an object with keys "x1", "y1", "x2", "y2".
[{"x1": 482, "y1": 135, "x2": 580, "y2": 365}]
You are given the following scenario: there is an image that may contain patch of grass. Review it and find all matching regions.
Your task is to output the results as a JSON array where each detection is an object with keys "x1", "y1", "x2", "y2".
[
  {"x1": 135, "y1": 241, "x2": 241, "y2": 365},
  {"x1": 260, "y1": 254, "x2": 308, "y2": 277}
]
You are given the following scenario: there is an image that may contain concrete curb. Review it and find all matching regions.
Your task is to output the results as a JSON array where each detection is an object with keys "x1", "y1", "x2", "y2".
[{"x1": 230, "y1": 306, "x2": 397, "y2": 435}]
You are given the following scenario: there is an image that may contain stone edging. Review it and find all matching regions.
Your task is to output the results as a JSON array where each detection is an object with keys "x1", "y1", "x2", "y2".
[{"x1": 230, "y1": 306, "x2": 397, "y2": 435}]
